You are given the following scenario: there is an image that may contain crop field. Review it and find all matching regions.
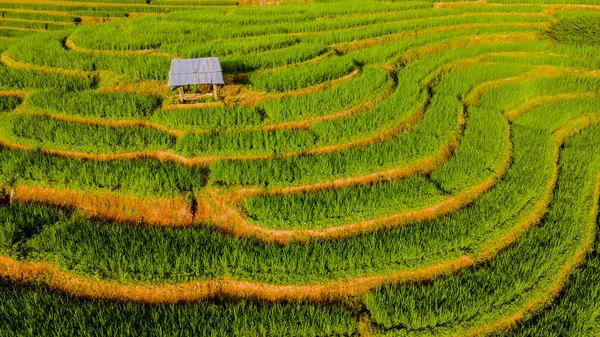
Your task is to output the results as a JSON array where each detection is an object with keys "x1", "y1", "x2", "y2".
[{"x1": 0, "y1": 0, "x2": 600, "y2": 335}]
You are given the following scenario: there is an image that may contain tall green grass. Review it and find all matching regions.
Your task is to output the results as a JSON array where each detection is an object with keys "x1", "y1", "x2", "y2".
[
  {"x1": 0, "y1": 65, "x2": 95, "y2": 91},
  {"x1": 0, "y1": 96, "x2": 20, "y2": 112},
  {"x1": 547, "y1": 11, "x2": 600, "y2": 47},
  {"x1": 0, "y1": 146, "x2": 207, "y2": 197},
  {"x1": 0, "y1": 114, "x2": 176, "y2": 154},
  {"x1": 25, "y1": 89, "x2": 161, "y2": 120},
  {"x1": 503, "y1": 222, "x2": 600, "y2": 337},
  {"x1": 247, "y1": 55, "x2": 356, "y2": 92},
  {"x1": 0, "y1": 279, "x2": 357, "y2": 337}
]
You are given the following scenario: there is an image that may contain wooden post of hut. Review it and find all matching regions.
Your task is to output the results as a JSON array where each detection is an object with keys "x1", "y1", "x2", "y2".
[{"x1": 168, "y1": 57, "x2": 224, "y2": 102}]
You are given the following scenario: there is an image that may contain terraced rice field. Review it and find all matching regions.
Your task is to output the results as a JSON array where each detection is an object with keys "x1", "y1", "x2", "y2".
[{"x1": 0, "y1": 0, "x2": 600, "y2": 335}]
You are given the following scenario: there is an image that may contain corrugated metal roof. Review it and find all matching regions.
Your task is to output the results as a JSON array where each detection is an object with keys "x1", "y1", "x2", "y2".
[{"x1": 168, "y1": 57, "x2": 225, "y2": 86}]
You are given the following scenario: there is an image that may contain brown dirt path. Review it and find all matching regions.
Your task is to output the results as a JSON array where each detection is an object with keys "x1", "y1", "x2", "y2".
[
  {"x1": 11, "y1": 185, "x2": 193, "y2": 227},
  {"x1": 544, "y1": 4, "x2": 600, "y2": 14},
  {"x1": 0, "y1": 90, "x2": 29, "y2": 98}
]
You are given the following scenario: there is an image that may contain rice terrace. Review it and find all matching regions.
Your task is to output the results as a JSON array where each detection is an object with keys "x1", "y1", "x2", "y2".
[{"x1": 1, "y1": 0, "x2": 600, "y2": 335}]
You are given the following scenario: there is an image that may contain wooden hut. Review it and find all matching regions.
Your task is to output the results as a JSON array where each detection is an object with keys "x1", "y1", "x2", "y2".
[{"x1": 168, "y1": 57, "x2": 225, "y2": 102}]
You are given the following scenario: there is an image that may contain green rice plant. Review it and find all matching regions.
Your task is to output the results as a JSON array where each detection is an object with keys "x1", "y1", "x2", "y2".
[
  {"x1": 489, "y1": 0, "x2": 600, "y2": 4},
  {"x1": 191, "y1": 41, "x2": 547, "y2": 159},
  {"x1": 209, "y1": 62, "x2": 532, "y2": 188},
  {"x1": 0, "y1": 146, "x2": 207, "y2": 197},
  {"x1": 159, "y1": 34, "x2": 299, "y2": 58},
  {"x1": 517, "y1": 98, "x2": 600, "y2": 130},
  {"x1": 175, "y1": 128, "x2": 318, "y2": 157},
  {"x1": 66, "y1": 4, "x2": 537, "y2": 52},
  {"x1": 0, "y1": 2, "x2": 170, "y2": 14},
  {"x1": 246, "y1": 55, "x2": 356, "y2": 93},
  {"x1": 243, "y1": 94, "x2": 508, "y2": 229},
  {"x1": 299, "y1": 13, "x2": 546, "y2": 46},
  {"x1": 0, "y1": 19, "x2": 72, "y2": 31},
  {"x1": 364, "y1": 125, "x2": 600, "y2": 335},
  {"x1": 0, "y1": 278, "x2": 357, "y2": 337},
  {"x1": 245, "y1": 176, "x2": 447, "y2": 229},
  {"x1": 13, "y1": 122, "x2": 558, "y2": 284},
  {"x1": 0, "y1": 203, "x2": 69, "y2": 257},
  {"x1": 49, "y1": 0, "x2": 147, "y2": 3},
  {"x1": 152, "y1": 105, "x2": 263, "y2": 131},
  {"x1": 71, "y1": 10, "x2": 129, "y2": 18},
  {"x1": 0, "y1": 11, "x2": 81, "y2": 23},
  {"x1": 547, "y1": 11, "x2": 600, "y2": 47},
  {"x1": 0, "y1": 96, "x2": 20, "y2": 112},
  {"x1": 257, "y1": 66, "x2": 391, "y2": 122},
  {"x1": 220, "y1": 43, "x2": 328, "y2": 73},
  {"x1": 150, "y1": 0, "x2": 239, "y2": 5},
  {"x1": 0, "y1": 114, "x2": 176, "y2": 154},
  {"x1": 503, "y1": 223, "x2": 600, "y2": 337},
  {"x1": 0, "y1": 65, "x2": 95, "y2": 91},
  {"x1": 25, "y1": 89, "x2": 161, "y2": 120},
  {"x1": 0, "y1": 28, "x2": 35, "y2": 38},
  {"x1": 8, "y1": 31, "x2": 171, "y2": 81}
]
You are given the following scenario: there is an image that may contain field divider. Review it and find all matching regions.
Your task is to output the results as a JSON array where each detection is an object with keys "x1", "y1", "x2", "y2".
[
  {"x1": 9, "y1": 185, "x2": 194, "y2": 227},
  {"x1": 544, "y1": 4, "x2": 600, "y2": 15},
  {"x1": 0, "y1": 89, "x2": 29, "y2": 98}
]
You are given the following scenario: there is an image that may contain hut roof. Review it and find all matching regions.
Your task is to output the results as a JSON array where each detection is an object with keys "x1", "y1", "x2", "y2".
[{"x1": 168, "y1": 57, "x2": 225, "y2": 86}]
